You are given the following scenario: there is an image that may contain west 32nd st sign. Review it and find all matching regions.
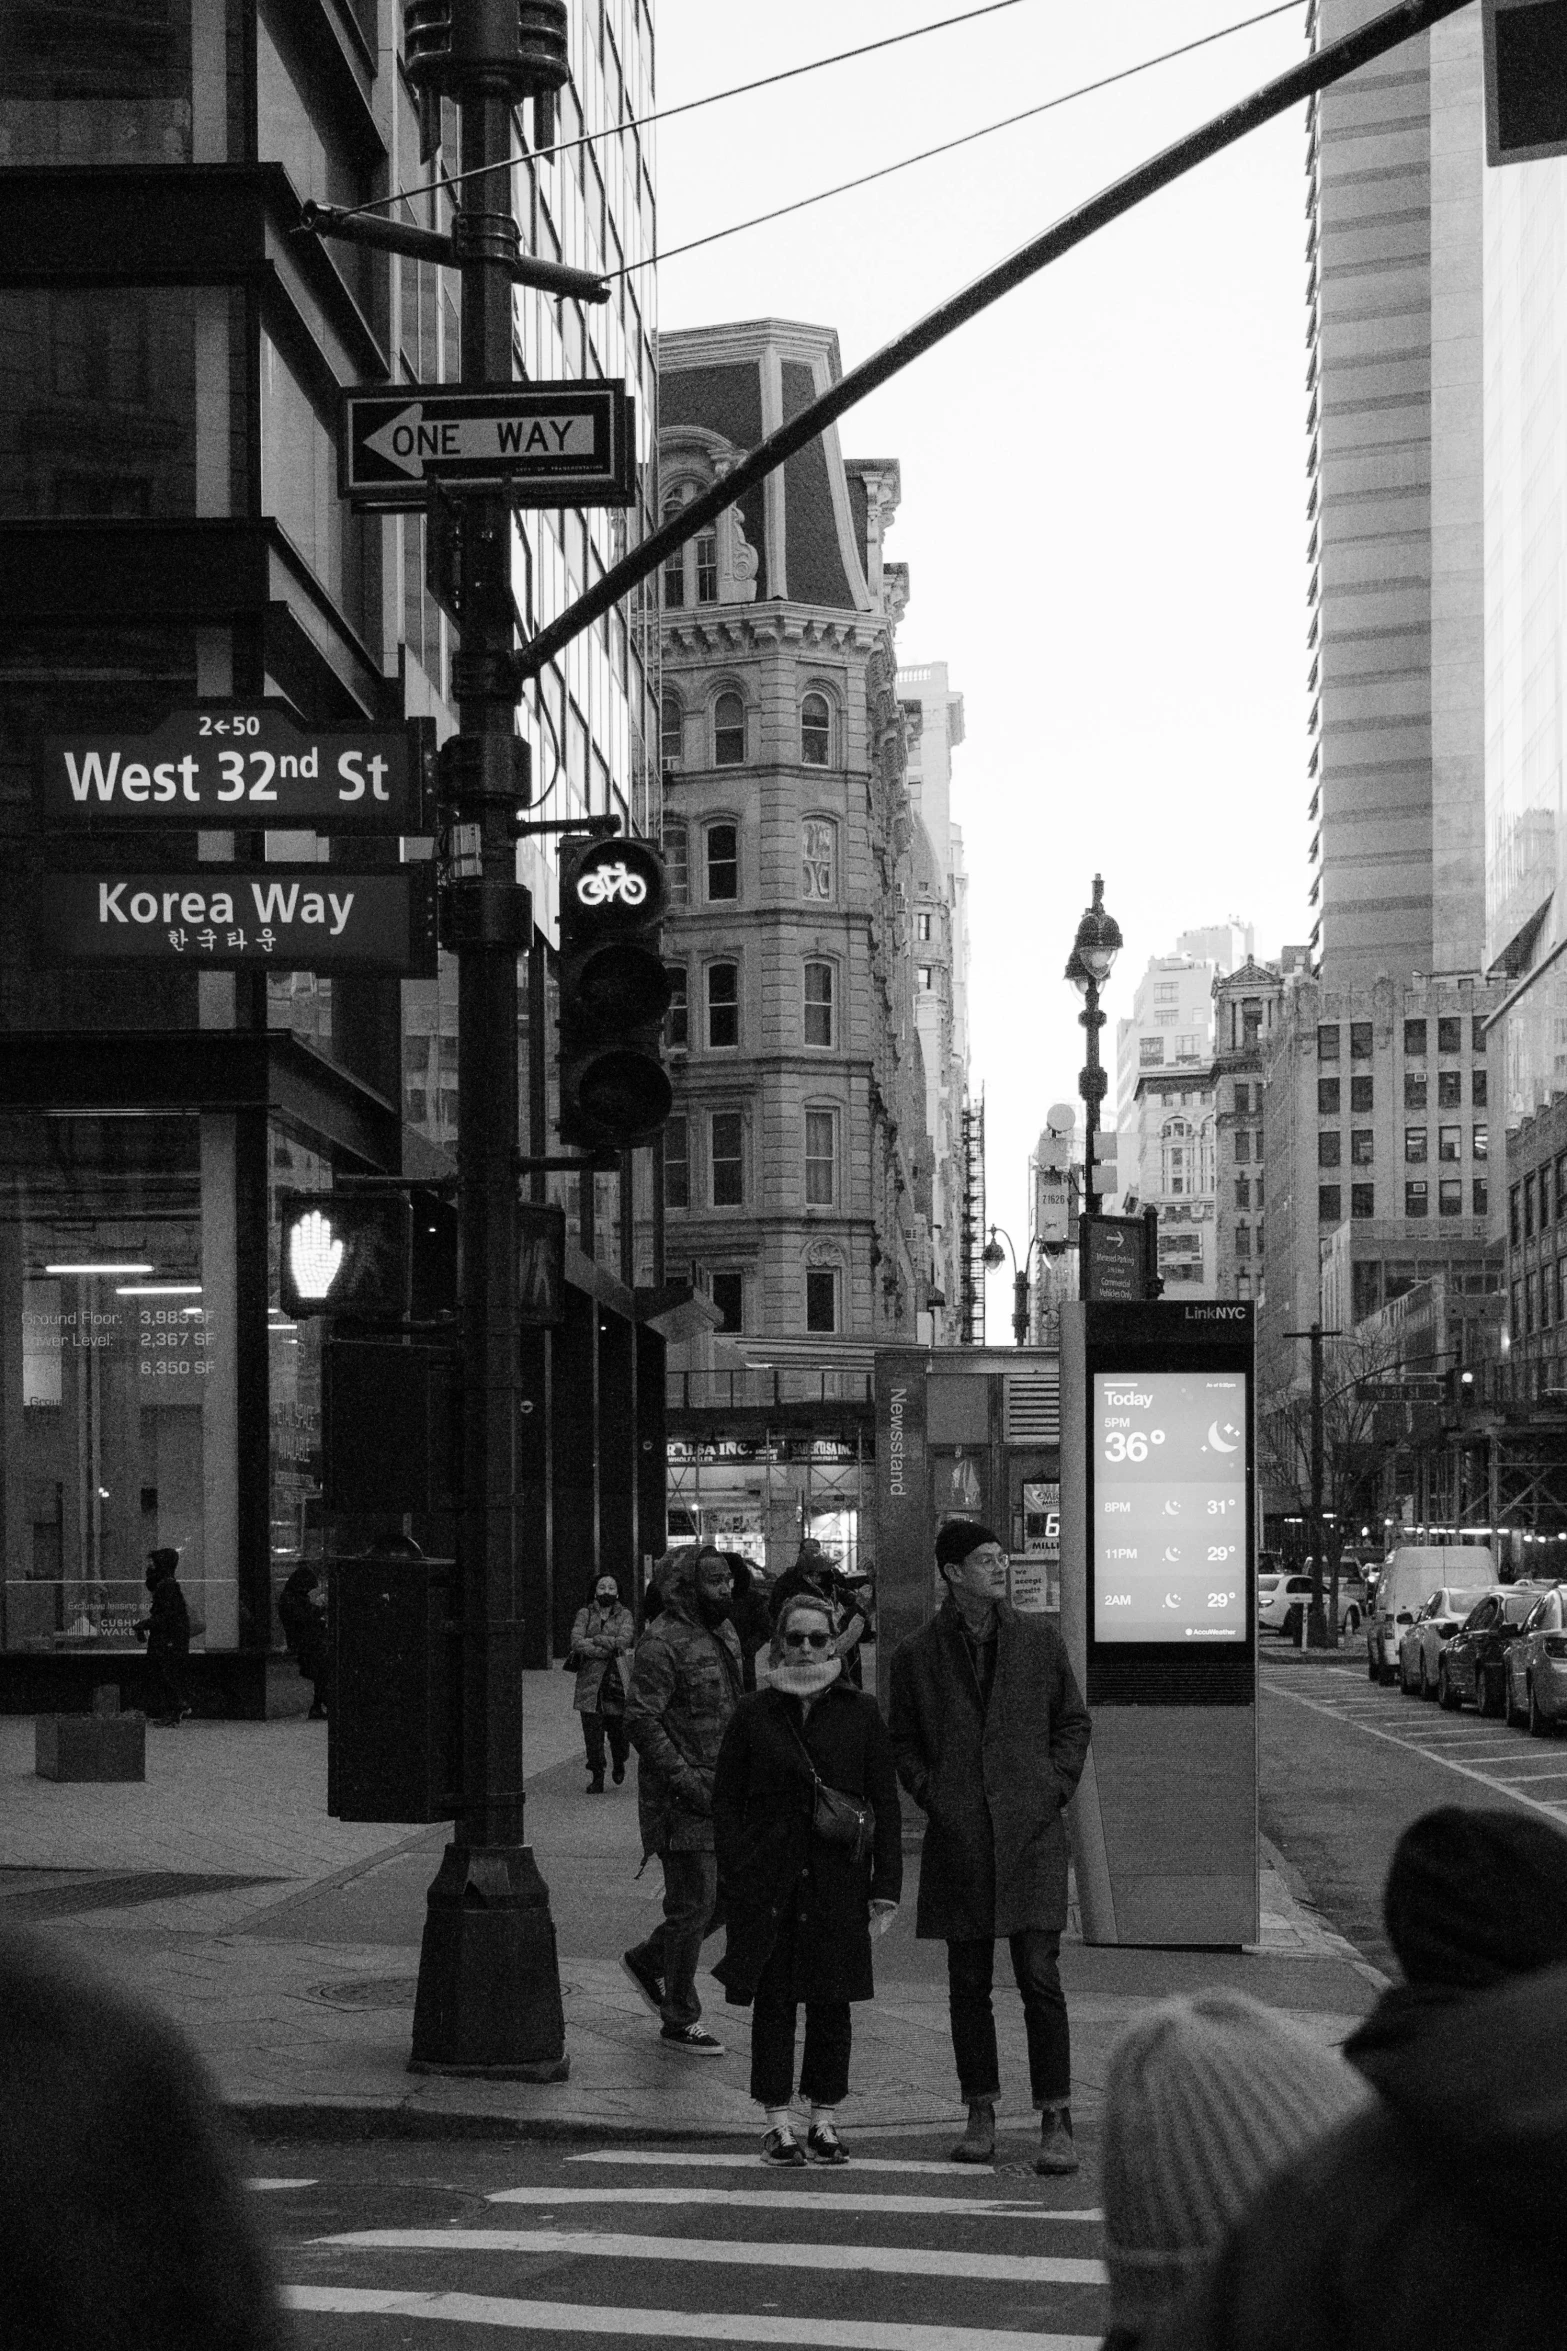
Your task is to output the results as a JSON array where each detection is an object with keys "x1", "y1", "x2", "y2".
[
  {"x1": 35, "y1": 869, "x2": 437, "y2": 975},
  {"x1": 37, "y1": 703, "x2": 433, "y2": 835}
]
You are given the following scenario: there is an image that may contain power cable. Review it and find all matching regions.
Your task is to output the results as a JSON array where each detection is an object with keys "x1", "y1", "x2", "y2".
[
  {"x1": 346, "y1": 0, "x2": 1044, "y2": 225},
  {"x1": 616, "y1": 0, "x2": 1304, "y2": 277}
]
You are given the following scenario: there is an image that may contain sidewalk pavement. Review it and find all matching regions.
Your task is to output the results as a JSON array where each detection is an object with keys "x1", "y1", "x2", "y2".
[{"x1": 0, "y1": 1670, "x2": 1384, "y2": 2143}]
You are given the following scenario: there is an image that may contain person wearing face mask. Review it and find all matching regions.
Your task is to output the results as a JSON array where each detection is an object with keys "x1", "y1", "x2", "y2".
[
  {"x1": 712, "y1": 1593, "x2": 901, "y2": 2165},
  {"x1": 623, "y1": 1547, "x2": 744, "y2": 2055},
  {"x1": 569, "y1": 1574, "x2": 636, "y2": 1793},
  {"x1": 889, "y1": 1519, "x2": 1092, "y2": 2172}
]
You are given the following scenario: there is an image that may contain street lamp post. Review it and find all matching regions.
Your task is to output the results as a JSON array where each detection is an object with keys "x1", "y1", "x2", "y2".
[
  {"x1": 982, "y1": 1225, "x2": 1037, "y2": 1345},
  {"x1": 1064, "y1": 876, "x2": 1122, "y2": 1293}
]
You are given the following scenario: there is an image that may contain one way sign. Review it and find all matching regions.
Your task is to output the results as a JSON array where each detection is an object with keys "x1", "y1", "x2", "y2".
[{"x1": 341, "y1": 381, "x2": 637, "y2": 509}]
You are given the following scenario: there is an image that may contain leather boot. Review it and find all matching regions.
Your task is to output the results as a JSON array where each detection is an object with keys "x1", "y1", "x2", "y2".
[
  {"x1": 951, "y1": 2099, "x2": 996, "y2": 2164},
  {"x1": 1035, "y1": 2105, "x2": 1079, "y2": 2176}
]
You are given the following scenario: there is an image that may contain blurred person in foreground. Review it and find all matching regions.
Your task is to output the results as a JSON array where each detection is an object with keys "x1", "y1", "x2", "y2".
[
  {"x1": 1148, "y1": 1807, "x2": 1567, "y2": 2351},
  {"x1": 889, "y1": 1518, "x2": 1091, "y2": 2171},
  {"x1": 0, "y1": 1932, "x2": 288, "y2": 2351},
  {"x1": 1100, "y1": 1989, "x2": 1369, "y2": 2349},
  {"x1": 622, "y1": 1547, "x2": 743, "y2": 2055},
  {"x1": 713, "y1": 1591, "x2": 901, "y2": 2165}
]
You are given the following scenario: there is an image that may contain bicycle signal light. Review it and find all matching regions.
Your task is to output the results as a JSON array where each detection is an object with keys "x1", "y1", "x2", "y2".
[{"x1": 557, "y1": 833, "x2": 671, "y2": 1150}]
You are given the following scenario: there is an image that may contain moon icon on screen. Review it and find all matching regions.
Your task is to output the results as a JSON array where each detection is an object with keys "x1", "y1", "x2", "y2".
[
  {"x1": 1207, "y1": 1422, "x2": 1239, "y2": 1453},
  {"x1": 1163, "y1": 1545, "x2": 1181, "y2": 1562}
]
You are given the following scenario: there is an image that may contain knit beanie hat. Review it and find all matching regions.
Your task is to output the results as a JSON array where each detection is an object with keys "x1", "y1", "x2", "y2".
[
  {"x1": 1383, "y1": 1807, "x2": 1567, "y2": 1990},
  {"x1": 935, "y1": 1520, "x2": 1001, "y2": 1571},
  {"x1": 1101, "y1": 1989, "x2": 1369, "y2": 2332}
]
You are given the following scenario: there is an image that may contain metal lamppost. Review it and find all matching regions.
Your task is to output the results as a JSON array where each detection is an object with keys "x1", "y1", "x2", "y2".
[
  {"x1": 981, "y1": 1225, "x2": 1038, "y2": 1345},
  {"x1": 1064, "y1": 876, "x2": 1123, "y2": 1260}
]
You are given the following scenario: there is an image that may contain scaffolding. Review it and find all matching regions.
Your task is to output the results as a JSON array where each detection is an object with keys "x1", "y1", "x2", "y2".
[{"x1": 959, "y1": 1093, "x2": 986, "y2": 1345}]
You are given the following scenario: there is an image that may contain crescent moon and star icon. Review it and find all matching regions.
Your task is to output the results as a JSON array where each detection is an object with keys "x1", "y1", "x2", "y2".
[{"x1": 1206, "y1": 1421, "x2": 1240, "y2": 1453}]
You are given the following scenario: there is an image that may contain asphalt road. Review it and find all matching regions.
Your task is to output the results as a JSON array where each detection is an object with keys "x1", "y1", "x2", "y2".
[
  {"x1": 248, "y1": 2137, "x2": 1107, "y2": 2351},
  {"x1": 1259, "y1": 1646, "x2": 1567, "y2": 1977}
]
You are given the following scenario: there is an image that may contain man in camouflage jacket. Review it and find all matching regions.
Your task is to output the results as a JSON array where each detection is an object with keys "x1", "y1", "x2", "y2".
[{"x1": 623, "y1": 1547, "x2": 743, "y2": 2052}]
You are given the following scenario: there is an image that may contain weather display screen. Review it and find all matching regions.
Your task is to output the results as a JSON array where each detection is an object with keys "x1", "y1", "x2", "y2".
[{"x1": 1093, "y1": 1371, "x2": 1248, "y2": 1643}]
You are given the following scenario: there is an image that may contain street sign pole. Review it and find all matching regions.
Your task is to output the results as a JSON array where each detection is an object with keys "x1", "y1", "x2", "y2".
[{"x1": 407, "y1": 44, "x2": 567, "y2": 2082}]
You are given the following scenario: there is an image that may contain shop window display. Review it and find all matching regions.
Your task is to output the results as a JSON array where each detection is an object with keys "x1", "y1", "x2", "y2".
[{"x1": 0, "y1": 1112, "x2": 236, "y2": 1656}]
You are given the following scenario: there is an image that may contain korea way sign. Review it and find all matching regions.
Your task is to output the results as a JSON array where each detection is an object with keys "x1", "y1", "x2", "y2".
[
  {"x1": 35, "y1": 868, "x2": 437, "y2": 975},
  {"x1": 341, "y1": 381, "x2": 637, "y2": 509},
  {"x1": 38, "y1": 703, "x2": 432, "y2": 835}
]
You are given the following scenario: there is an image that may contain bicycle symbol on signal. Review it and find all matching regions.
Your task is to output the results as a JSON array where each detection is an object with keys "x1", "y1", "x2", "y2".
[{"x1": 576, "y1": 859, "x2": 648, "y2": 907}]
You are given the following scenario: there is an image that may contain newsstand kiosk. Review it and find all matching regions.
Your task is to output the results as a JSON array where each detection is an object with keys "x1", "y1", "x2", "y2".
[{"x1": 1058, "y1": 1298, "x2": 1258, "y2": 1946}]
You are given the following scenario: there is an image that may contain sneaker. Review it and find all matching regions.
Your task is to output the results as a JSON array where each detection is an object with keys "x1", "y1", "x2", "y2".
[
  {"x1": 762, "y1": 2127, "x2": 806, "y2": 2167},
  {"x1": 1035, "y1": 2107, "x2": 1079, "y2": 2177},
  {"x1": 806, "y1": 2122, "x2": 848, "y2": 2166},
  {"x1": 621, "y1": 1949, "x2": 665, "y2": 2018},
  {"x1": 660, "y1": 2023, "x2": 725, "y2": 2057}
]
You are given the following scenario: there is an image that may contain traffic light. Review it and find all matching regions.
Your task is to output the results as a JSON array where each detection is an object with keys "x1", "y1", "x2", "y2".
[
  {"x1": 278, "y1": 1192, "x2": 411, "y2": 1319},
  {"x1": 557, "y1": 832, "x2": 672, "y2": 1149},
  {"x1": 1483, "y1": 0, "x2": 1567, "y2": 165}
]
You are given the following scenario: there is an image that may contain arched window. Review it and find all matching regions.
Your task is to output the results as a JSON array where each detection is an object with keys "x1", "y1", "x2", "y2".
[
  {"x1": 705, "y1": 821, "x2": 738, "y2": 902},
  {"x1": 706, "y1": 963, "x2": 739, "y2": 1050},
  {"x1": 661, "y1": 497, "x2": 686, "y2": 609},
  {"x1": 660, "y1": 694, "x2": 683, "y2": 769},
  {"x1": 714, "y1": 691, "x2": 746, "y2": 766},
  {"x1": 694, "y1": 527, "x2": 718, "y2": 604},
  {"x1": 801, "y1": 692, "x2": 832, "y2": 767},
  {"x1": 804, "y1": 961, "x2": 834, "y2": 1047}
]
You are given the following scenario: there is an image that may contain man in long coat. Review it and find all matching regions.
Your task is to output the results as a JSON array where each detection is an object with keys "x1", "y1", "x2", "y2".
[{"x1": 888, "y1": 1518, "x2": 1092, "y2": 2172}]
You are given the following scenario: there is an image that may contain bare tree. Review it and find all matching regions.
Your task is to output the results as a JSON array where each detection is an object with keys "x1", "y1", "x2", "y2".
[{"x1": 1259, "y1": 1326, "x2": 1409, "y2": 1637}]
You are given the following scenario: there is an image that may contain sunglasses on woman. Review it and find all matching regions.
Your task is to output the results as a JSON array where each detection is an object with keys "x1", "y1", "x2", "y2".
[{"x1": 784, "y1": 1628, "x2": 832, "y2": 1650}]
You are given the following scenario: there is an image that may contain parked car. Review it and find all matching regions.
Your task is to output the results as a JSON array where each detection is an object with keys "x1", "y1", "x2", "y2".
[
  {"x1": 1438, "y1": 1586, "x2": 1544, "y2": 1715},
  {"x1": 1398, "y1": 1583, "x2": 1497, "y2": 1699},
  {"x1": 1368, "y1": 1543, "x2": 1496, "y2": 1683},
  {"x1": 1503, "y1": 1584, "x2": 1567, "y2": 1736},
  {"x1": 1258, "y1": 1572, "x2": 1316, "y2": 1635}
]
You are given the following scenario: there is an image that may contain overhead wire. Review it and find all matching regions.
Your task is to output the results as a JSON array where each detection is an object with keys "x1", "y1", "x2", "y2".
[
  {"x1": 342, "y1": 0, "x2": 1046, "y2": 225},
  {"x1": 616, "y1": 0, "x2": 1305, "y2": 277}
]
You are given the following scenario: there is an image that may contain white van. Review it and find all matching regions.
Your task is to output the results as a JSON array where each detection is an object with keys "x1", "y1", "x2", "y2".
[{"x1": 1368, "y1": 1544, "x2": 1496, "y2": 1682}]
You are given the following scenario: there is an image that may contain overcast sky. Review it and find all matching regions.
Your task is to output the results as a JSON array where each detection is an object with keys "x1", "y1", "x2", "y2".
[{"x1": 652, "y1": 1, "x2": 1311, "y2": 1332}]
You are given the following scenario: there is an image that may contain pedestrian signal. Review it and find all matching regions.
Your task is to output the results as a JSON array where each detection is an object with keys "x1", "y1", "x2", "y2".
[
  {"x1": 557, "y1": 833, "x2": 672, "y2": 1149},
  {"x1": 278, "y1": 1193, "x2": 411, "y2": 1319}
]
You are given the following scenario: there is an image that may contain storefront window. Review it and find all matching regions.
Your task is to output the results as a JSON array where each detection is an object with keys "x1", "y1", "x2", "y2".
[
  {"x1": 0, "y1": 1112, "x2": 237, "y2": 1655},
  {"x1": 0, "y1": 3, "x2": 193, "y2": 165}
]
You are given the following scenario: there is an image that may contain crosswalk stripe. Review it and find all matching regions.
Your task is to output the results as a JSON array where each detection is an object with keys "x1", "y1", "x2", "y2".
[
  {"x1": 564, "y1": 2152, "x2": 1098, "y2": 2195},
  {"x1": 283, "y1": 2285, "x2": 1099, "y2": 2349},
  {"x1": 246, "y1": 2178, "x2": 318, "y2": 2192},
  {"x1": 310, "y1": 2227, "x2": 1106, "y2": 2286},
  {"x1": 1266, "y1": 1682, "x2": 1567, "y2": 1824},
  {"x1": 487, "y1": 2186, "x2": 1063, "y2": 2219}
]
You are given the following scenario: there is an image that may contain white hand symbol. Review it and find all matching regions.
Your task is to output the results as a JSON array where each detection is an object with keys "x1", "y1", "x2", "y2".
[{"x1": 289, "y1": 1209, "x2": 344, "y2": 1301}]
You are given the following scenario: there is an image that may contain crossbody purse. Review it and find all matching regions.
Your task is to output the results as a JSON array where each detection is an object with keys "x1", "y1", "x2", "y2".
[{"x1": 784, "y1": 1713, "x2": 874, "y2": 1866}]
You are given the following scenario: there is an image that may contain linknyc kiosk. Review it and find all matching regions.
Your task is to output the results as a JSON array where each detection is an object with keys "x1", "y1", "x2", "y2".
[{"x1": 1059, "y1": 1298, "x2": 1258, "y2": 1947}]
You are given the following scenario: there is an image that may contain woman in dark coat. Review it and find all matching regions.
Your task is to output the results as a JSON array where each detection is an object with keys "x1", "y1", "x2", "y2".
[
  {"x1": 712, "y1": 1591, "x2": 901, "y2": 2166},
  {"x1": 134, "y1": 1548, "x2": 191, "y2": 1727}
]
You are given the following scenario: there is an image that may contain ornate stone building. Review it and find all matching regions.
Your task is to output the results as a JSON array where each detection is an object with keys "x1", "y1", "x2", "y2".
[{"x1": 656, "y1": 320, "x2": 932, "y2": 1352}]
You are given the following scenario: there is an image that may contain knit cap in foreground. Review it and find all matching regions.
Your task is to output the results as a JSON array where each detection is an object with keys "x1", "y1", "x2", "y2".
[{"x1": 1101, "y1": 1987, "x2": 1369, "y2": 2333}]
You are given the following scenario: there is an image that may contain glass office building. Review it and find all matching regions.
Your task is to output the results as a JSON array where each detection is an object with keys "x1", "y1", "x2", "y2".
[{"x1": 0, "y1": 1, "x2": 661, "y2": 1701}]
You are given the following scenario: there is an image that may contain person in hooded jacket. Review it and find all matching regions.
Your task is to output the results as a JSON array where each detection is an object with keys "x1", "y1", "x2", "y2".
[
  {"x1": 569, "y1": 1574, "x2": 636, "y2": 1792},
  {"x1": 133, "y1": 1547, "x2": 191, "y2": 1727},
  {"x1": 622, "y1": 1547, "x2": 743, "y2": 2055},
  {"x1": 712, "y1": 1590, "x2": 902, "y2": 2165},
  {"x1": 1146, "y1": 1807, "x2": 1567, "y2": 2351}
]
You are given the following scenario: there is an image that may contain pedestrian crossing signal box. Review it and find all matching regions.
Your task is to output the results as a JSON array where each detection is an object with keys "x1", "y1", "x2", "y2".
[{"x1": 1058, "y1": 1299, "x2": 1258, "y2": 1948}]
